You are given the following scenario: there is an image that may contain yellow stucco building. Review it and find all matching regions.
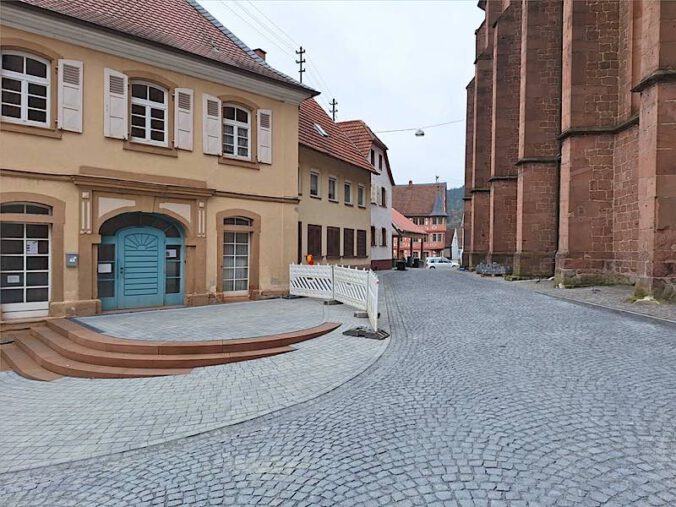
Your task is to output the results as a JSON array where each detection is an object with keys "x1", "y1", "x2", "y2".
[
  {"x1": 297, "y1": 99, "x2": 375, "y2": 267},
  {"x1": 0, "y1": 0, "x2": 317, "y2": 321}
]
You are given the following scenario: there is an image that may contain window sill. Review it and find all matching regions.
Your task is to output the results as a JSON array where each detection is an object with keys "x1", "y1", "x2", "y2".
[
  {"x1": 219, "y1": 156, "x2": 260, "y2": 170},
  {"x1": 310, "y1": 194, "x2": 322, "y2": 200},
  {"x1": 345, "y1": 202, "x2": 354, "y2": 207},
  {"x1": 358, "y1": 204, "x2": 366, "y2": 209},
  {"x1": 328, "y1": 198, "x2": 338, "y2": 203},
  {"x1": 0, "y1": 121, "x2": 62, "y2": 139},
  {"x1": 123, "y1": 141, "x2": 178, "y2": 158}
]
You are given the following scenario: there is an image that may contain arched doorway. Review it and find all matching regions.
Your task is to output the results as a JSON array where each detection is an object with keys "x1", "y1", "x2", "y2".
[{"x1": 97, "y1": 212, "x2": 184, "y2": 310}]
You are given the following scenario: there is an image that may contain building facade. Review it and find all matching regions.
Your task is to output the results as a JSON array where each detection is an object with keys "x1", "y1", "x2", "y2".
[
  {"x1": 392, "y1": 181, "x2": 448, "y2": 260},
  {"x1": 0, "y1": 0, "x2": 315, "y2": 320},
  {"x1": 463, "y1": 0, "x2": 676, "y2": 299},
  {"x1": 297, "y1": 100, "x2": 374, "y2": 267},
  {"x1": 338, "y1": 120, "x2": 395, "y2": 270}
]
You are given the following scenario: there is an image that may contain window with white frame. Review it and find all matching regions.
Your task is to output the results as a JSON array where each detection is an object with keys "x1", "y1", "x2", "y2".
[
  {"x1": 358, "y1": 185, "x2": 365, "y2": 207},
  {"x1": 344, "y1": 181, "x2": 352, "y2": 205},
  {"x1": 130, "y1": 81, "x2": 168, "y2": 145},
  {"x1": 310, "y1": 171, "x2": 320, "y2": 197},
  {"x1": 328, "y1": 177, "x2": 337, "y2": 201},
  {"x1": 1, "y1": 51, "x2": 50, "y2": 127},
  {"x1": 223, "y1": 104, "x2": 250, "y2": 159}
]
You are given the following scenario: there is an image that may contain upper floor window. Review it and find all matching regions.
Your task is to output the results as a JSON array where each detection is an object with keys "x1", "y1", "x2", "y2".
[
  {"x1": 381, "y1": 187, "x2": 387, "y2": 207},
  {"x1": 130, "y1": 81, "x2": 168, "y2": 145},
  {"x1": 370, "y1": 149, "x2": 375, "y2": 165},
  {"x1": 310, "y1": 171, "x2": 320, "y2": 197},
  {"x1": 344, "y1": 181, "x2": 353, "y2": 205},
  {"x1": 378, "y1": 154, "x2": 383, "y2": 170},
  {"x1": 1, "y1": 51, "x2": 50, "y2": 127},
  {"x1": 223, "y1": 104, "x2": 250, "y2": 159},
  {"x1": 358, "y1": 185, "x2": 365, "y2": 207},
  {"x1": 328, "y1": 176, "x2": 337, "y2": 201}
]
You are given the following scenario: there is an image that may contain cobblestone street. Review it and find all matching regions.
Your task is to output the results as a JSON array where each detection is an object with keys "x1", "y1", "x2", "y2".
[{"x1": 2, "y1": 270, "x2": 675, "y2": 506}]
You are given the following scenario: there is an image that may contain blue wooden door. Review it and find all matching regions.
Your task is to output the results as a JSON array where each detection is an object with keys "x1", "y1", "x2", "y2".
[{"x1": 117, "y1": 228, "x2": 164, "y2": 309}]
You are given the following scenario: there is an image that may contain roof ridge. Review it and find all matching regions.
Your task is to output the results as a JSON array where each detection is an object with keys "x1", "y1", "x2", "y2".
[{"x1": 184, "y1": 0, "x2": 304, "y2": 88}]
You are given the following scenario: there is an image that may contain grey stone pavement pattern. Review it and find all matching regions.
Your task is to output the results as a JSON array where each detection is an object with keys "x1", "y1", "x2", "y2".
[
  {"x1": 2, "y1": 270, "x2": 676, "y2": 506},
  {"x1": 0, "y1": 299, "x2": 388, "y2": 473},
  {"x1": 488, "y1": 275, "x2": 675, "y2": 323},
  {"x1": 77, "y1": 298, "x2": 335, "y2": 341}
]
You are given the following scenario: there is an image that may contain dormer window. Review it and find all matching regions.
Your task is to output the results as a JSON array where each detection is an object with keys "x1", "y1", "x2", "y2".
[
  {"x1": 313, "y1": 123, "x2": 329, "y2": 137},
  {"x1": 1, "y1": 51, "x2": 50, "y2": 127},
  {"x1": 223, "y1": 104, "x2": 250, "y2": 159},
  {"x1": 130, "y1": 81, "x2": 168, "y2": 145}
]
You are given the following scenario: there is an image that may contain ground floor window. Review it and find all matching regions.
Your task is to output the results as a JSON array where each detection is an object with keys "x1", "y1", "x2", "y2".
[
  {"x1": 357, "y1": 229, "x2": 367, "y2": 257},
  {"x1": 343, "y1": 228, "x2": 354, "y2": 257},
  {"x1": 0, "y1": 221, "x2": 50, "y2": 317},
  {"x1": 223, "y1": 229, "x2": 250, "y2": 293},
  {"x1": 307, "y1": 224, "x2": 322, "y2": 257}
]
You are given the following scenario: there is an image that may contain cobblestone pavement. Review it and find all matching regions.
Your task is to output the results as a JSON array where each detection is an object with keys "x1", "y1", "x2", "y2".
[
  {"x1": 2, "y1": 270, "x2": 676, "y2": 506},
  {"x1": 77, "y1": 298, "x2": 335, "y2": 341},
  {"x1": 483, "y1": 275, "x2": 675, "y2": 323},
  {"x1": 0, "y1": 299, "x2": 387, "y2": 472}
]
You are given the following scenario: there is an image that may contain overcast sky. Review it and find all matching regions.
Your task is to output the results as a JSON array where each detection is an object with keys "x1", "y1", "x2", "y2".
[{"x1": 198, "y1": 1, "x2": 483, "y2": 189}]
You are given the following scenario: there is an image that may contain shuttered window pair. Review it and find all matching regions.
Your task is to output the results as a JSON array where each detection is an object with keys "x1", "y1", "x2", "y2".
[
  {"x1": 1, "y1": 51, "x2": 82, "y2": 132},
  {"x1": 104, "y1": 68, "x2": 193, "y2": 150},
  {"x1": 202, "y1": 94, "x2": 272, "y2": 164}
]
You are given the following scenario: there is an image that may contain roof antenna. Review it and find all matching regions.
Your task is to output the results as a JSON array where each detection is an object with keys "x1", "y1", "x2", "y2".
[
  {"x1": 330, "y1": 99, "x2": 338, "y2": 121},
  {"x1": 435, "y1": 175, "x2": 439, "y2": 183},
  {"x1": 295, "y1": 46, "x2": 306, "y2": 83}
]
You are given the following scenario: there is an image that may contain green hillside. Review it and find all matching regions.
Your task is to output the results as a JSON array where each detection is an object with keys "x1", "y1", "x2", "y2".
[{"x1": 447, "y1": 186, "x2": 464, "y2": 229}]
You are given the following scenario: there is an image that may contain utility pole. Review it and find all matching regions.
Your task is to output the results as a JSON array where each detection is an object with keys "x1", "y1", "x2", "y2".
[
  {"x1": 329, "y1": 99, "x2": 338, "y2": 121},
  {"x1": 295, "y1": 46, "x2": 306, "y2": 83}
]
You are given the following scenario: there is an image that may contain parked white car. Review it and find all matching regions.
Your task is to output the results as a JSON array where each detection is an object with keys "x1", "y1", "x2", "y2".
[{"x1": 425, "y1": 257, "x2": 459, "y2": 269}]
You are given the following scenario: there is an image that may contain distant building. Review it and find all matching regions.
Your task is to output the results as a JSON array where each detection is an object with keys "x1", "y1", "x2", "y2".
[
  {"x1": 392, "y1": 181, "x2": 448, "y2": 260},
  {"x1": 297, "y1": 99, "x2": 375, "y2": 267},
  {"x1": 338, "y1": 120, "x2": 395, "y2": 270}
]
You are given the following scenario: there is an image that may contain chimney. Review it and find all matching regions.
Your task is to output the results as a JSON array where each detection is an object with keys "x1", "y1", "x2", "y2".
[
  {"x1": 253, "y1": 48, "x2": 267, "y2": 61},
  {"x1": 408, "y1": 180, "x2": 413, "y2": 186}
]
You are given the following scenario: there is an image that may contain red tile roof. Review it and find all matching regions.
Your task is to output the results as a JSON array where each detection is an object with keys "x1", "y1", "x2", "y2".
[
  {"x1": 392, "y1": 208, "x2": 426, "y2": 236},
  {"x1": 392, "y1": 182, "x2": 448, "y2": 216},
  {"x1": 338, "y1": 120, "x2": 395, "y2": 185},
  {"x1": 16, "y1": 0, "x2": 313, "y2": 92},
  {"x1": 299, "y1": 99, "x2": 376, "y2": 173}
]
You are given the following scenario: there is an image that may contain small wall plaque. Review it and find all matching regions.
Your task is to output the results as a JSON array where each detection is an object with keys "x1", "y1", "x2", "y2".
[{"x1": 66, "y1": 253, "x2": 79, "y2": 267}]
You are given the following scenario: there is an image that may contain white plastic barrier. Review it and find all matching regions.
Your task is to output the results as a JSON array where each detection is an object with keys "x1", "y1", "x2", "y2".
[{"x1": 289, "y1": 264, "x2": 379, "y2": 331}]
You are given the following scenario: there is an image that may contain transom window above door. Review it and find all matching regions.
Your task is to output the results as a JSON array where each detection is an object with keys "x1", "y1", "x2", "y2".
[
  {"x1": 1, "y1": 51, "x2": 50, "y2": 127},
  {"x1": 130, "y1": 81, "x2": 168, "y2": 145},
  {"x1": 223, "y1": 104, "x2": 250, "y2": 159}
]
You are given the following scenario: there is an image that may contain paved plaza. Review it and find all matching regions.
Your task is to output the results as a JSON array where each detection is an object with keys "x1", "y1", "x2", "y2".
[{"x1": 1, "y1": 270, "x2": 676, "y2": 506}]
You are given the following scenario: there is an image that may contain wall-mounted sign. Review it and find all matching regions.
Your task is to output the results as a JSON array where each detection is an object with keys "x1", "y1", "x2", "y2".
[
  {"x1": 166, "y1": 248, "x2": 178, "y2": 259},
  {"x1": 97, "y1": 263, "x2": 112, "y2": 274},
  {"x1": 66, "y1": 253, "x2": 79, "y2": 267},
  {"x1": 25, "y1": 240, "x2": 39, "y2": 255},
  {"x1": 6, "y1": 275, "x2": 20, "y2": 284}
]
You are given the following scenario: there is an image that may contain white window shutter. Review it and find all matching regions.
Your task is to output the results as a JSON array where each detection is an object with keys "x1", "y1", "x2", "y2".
[
  {"x1": 202, "y1": 94, "x2": 222, "y2": 155},
  {"x1": 103, "y1": 68, "x2": 128, "y2": 139},
  {"x1": 174, "y1": 88, "x2": 193, "y2": 151},
  {"x1": 257, "y1": 109, "x2": 272, "y2": 164},
  {"x1": 57, "y1": 59, "x2": 83, "y2": 133}
]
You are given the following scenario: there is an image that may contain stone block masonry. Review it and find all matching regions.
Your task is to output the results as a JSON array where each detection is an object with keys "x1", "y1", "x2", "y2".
[{"x1": 462, "y1": 0, "x2": 676, "y2": 299}]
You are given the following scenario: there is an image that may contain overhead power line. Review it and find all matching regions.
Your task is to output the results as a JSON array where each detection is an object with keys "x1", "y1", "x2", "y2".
[{"x1": 375, "y1": 119, "x2": 464, "y2": 134}]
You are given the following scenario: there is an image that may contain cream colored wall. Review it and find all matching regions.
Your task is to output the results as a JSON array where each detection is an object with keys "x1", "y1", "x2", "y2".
[
  {"x1": 205, "y1": 196, "x2": 296, "y2": 293},
  {"x1": 0, "y1": 26, "x2": 299, "y2": 199},
  {"x1": 297, "y1": 146, "x2": 371, "y2": 266},
  {"x1": 1, "y1": 27, "x2": 302, "y2": 307}
]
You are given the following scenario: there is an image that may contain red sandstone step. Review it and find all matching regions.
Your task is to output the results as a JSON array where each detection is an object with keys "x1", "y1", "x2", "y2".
[
  {"x1": 16, "y1": 335, "x2": 193, "y2": 379},
  {"x1": 46, "y1": 319, "x2": 341, "y2": 355},
  {"x1": 0, "y1": 344, "x2": 63, "y2": 382},
  {"x1": 31, "y1": 326, "x2": 292, "y2": 369}
]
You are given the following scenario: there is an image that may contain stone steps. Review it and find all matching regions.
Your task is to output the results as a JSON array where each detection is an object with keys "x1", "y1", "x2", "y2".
[{"x1": 1, "y1": 318, "x2": 340, "y2": 381}]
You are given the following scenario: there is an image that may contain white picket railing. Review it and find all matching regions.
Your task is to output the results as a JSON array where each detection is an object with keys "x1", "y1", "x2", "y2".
[
  {"x1": 288, "y1": 264, "x2": 333, "y2": 299},
  {"x1": 367, "y1": 270, "x2": 379, "y2": 332},
  {"x1": 289, "y1": 264, "x2": 379, "y2": 331}
]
